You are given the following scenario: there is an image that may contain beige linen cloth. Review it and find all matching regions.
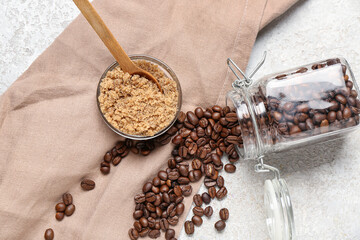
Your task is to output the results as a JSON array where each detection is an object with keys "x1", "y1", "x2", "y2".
[{"x1": 0, "y1": 0, "x2": 298, "y2": 239}]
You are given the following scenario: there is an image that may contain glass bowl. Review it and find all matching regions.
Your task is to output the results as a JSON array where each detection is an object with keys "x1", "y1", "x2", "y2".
[{"x1": 96, "y1": 54, "x2": 182, "y2": 140}]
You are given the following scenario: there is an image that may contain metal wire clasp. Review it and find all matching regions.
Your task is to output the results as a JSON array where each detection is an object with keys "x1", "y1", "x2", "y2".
[
  {"x1": 255, "y1": 156, "x2": 281, "y2": 179},
  {"x1": 227, "y1": 51, "x2": 267, "y2": 89}
]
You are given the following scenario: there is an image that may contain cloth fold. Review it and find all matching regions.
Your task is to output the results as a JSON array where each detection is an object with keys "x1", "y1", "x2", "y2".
[{"x1": 0, "y1": 0, "x2": 298, "y2": 239}]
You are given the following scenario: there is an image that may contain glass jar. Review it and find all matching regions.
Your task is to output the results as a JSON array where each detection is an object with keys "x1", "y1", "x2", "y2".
[{"x1": 227, "y1": 56, "x2": 360, "y2": 240}]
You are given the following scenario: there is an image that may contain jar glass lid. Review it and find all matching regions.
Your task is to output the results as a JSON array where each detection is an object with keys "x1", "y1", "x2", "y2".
[{"x1": 264, "y1": 178, "x2": 295, "y2": 240}]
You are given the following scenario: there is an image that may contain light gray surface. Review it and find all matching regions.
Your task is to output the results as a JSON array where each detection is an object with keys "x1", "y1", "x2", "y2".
[{"x1": 1, "y1": 0, "x2": 360, "y2": 239}]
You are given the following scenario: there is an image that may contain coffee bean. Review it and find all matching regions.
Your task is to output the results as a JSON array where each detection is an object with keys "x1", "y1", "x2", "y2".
[
  {"x1": 62, "y1": 193, "x2": 73, "y2": 206},
  {"x1": 181, "y1": 185, "x2": 192, "y2": 196},
  {"x1": 216, "y1": 187, "x2": 228, "y2": 200},
  {"x1": 187, "y1": 111, "x2": 199, "y2": 126},
  {"x1": 145, "y1": 192, "x2": 156, "y2": 202},
  {"x1": 168, "y1": 216, "x2": 179, "y2": 226},
  {"x1": 133, "y1": 210, "x2": 143, "y2": 220},
  {"x1": 139, "y1": 217, "x2": 148, "y2": 228},
  {"x1": 215, "y1": 220, "x2": 226, "y2": 231},
  {"x1": 335, "y1": 94, "x2": 347, "y2": 105},
  {"x1": 64, "y1": 204, "x2": 75, "y2": 216},
  {"x1": 100, "y1": 165, "x2": 110, "y2": 175},
  {"x1": 192, "y1": 215, "x2": 203, "y2": 226},
  {"x1": 343, "y1": 107, "x2": 352, "y2": 119},
  {"x1": 176, "y1": 111, "x2": 186, "y2": 123},
  {"x1": 208, "y1": 118, "x2": 216, "y2": 128},
  {"x1": 204, "y1": 178, "x2": 216, "y2": 188},
  {"x1": 202, "y1": 192, "x2": 211, "y2": 204},
  {"x1": 191, "y1": 159, "x2": 202, "y2": 170},
  {"x1": 173, "y1": 185, "x2": 182, "y2": 197},
  {"x1": 143, "y1": 182, "x2": 153, "y2": 193},
  {"x1": 193, "y1": 170, "x2": 202, "y2": 181},
  {"x1": 208, "y1": 186, "x2": 216, "y2": 199},
  {"x1": 188, "y1": 142, "x2": 198, "y2": 155},
  {"x1": 138, "y1": 228, "x2": 149, "y2": 237},
  {"x1": 55, "y1": 202, "x2": 66, "y2": 212},
  {"x1": 134, "y1": 221, "x2": 142, "y2": 232},
  {"x1": 195, "y1": 107, "x2": 204, "y2": 118},
  {"x1": 44, "y1": 228, "x2": 54, "y2": 240},
  {"x1": 184, "y1": 221, "x2": 194, "y2": 235},
  {"x1": 198, "y1": 118, "x2": 209, "y2": 128},
  {"x1": 224, "y1": 163, "x2": 236, "y2": 173},
  {"x1": 176, "y1": 203, "x2": 185, "y2": 215},
  {"x1": 216, "y1": 176, "x2": 224, "y2": 188},
  {"x1": 193, "y1": 206, "x2": 204, "y2": 217},
  {"x1": 179, "y1": 165, "x2": 189, "y2": 177},
  {"x1": 55, "y1": 212, "x2": 64, "y2": 221},
  {"x1": 212, "y1": 112, "x2": 221, "y2": 121},
  {"x1": 289, "y1": 125, "x2": 301, "y2": 135},
  {"x1": 204, "y1": 163, "x2": 216, "y2": 178},
  {"x1": 103, "y1": 151, "x2": 112, "y2": 162},
  {"x1": 225, "y1": 112, "x2": 237, "y2": 122},
  {"x1": 219, "y1": 208, "x2": 229, "y2": 220},
  {"x1": 81, "y1": 179, "x2": 95, "y2": 191},
  {"x1": 153, "y1": 177, "x2": 161, "y2": 186},
  {"x1": 204, "y1": 206, "x2": 213, "y2": 217},
  {"x1": 148, "y1": 229, "x2": 160, "y2": 239},
  {"x1": 172, "y1": 135, "x2": 182, "y2": 145},
  {"x1": 193, "y1": 194, "x2": 203, "y2": 207},
  {"x1": 159, "y1": 218, "x2": 169, "y2": 231},
  {"x1": 165, "y1": 229, "x2": 175, "y2": 240},
  {"x1": 158, "y1": 171, "x2": 168, "y2": 181},
  {"x1": 177, "y1": 177, "x2": 190, "y2": 185},
  {"x1": 203, "y1": 110, "x2": 212, "y2": 118},
  {"x1": 168, "y1": 171, "x2": 180, "y2": 181}
]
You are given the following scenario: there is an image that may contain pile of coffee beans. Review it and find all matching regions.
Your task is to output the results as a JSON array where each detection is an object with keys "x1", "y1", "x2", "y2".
[
  {"x1": 239, "y1": 58, "x2": 360, "y2": 147},
  {"x1": 55, "y1": 193, "x2": 75, "y2": 221},
  {"x1": 44, "y1": 228, "x2": 54, "y2": 240},
  {"x1": 100, "y1": 131, "x2": 178, "y2": 175},
  {"x1": 129, "y1": 105, "x2": 242, "y2": 239}
]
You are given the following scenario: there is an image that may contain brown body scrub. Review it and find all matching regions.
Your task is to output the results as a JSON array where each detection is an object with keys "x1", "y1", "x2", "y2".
[{"x1": 98, "y1": 60, "x2": 178, "y2": 136}]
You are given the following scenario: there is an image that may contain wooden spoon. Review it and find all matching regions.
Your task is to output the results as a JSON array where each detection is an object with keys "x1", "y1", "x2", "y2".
[{"x1": 73, "y1": 0, "x2": 163, "y2": 93}]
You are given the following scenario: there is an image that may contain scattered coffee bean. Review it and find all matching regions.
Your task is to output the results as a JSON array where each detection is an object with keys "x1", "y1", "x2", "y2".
[
  {"x1": 219, "y1": 208, "x2": 229, "y2": 220},
  {"x1": 81, "y1": 179, "x2": 95, "y2": 191},
  {"x1": 204, "y1": 206, "x2": 213, "y2": 217},
  {"x1": 224, "y1": 164, "x2": 236, "y2": 173},
  {"x1": 184, "y1": 221, "x2": 194, "y2": 235},
  {"x1": 165, "y1": 229, "x2": 175, "y2": 240},
  {"x1": 55, "y1": 212, "x2": 64, "y2": 221},
  {"x1": 215, "y1": 220, "x2": 226, "y2": 231},
  {"x1": 216, "y1": 176, "x2": 224, "y2": 188},
  {"x1": 208, "y1": 186, "x2": 216, "y2": 199},
  {"x1": 192, "y1": 215, "x2": 203, "y2": 226},
  {"x1": 44, "y1": 228, "x2": 54, "y2": 240},
  {"x1": 55, "y1": 202, "x2": 66, "y2": 212},
  {"x1": 193, "y1": 206, "x2": 204, "y2": 217},
  {"x1": 128, "y1": 228, "x2": 139, "y2": 240},
  {"x1": 62, "y1": 193, "x2": 73, "y2": 206},
  {"x1": 216, "y1": 187, "x2": 228, "y2": 200},
  {"x1": 193, "y1": 194, "x2": 203, "y2": 207},
  {"x1": 201, "y1": 192, "x2": 211, "y2": 204},
  {"x1": 64, "y1": 204, "x2": 75, "y2": 216}
]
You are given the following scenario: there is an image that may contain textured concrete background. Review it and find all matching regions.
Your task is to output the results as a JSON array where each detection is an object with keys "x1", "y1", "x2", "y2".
[{"x1": 1, "y1": 0, "x2": 360, "y2": 239}]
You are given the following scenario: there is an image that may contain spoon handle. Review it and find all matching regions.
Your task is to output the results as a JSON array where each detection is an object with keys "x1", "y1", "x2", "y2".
[{"x1": 73, "y1": 0, "x2": 134, "y2": 72}]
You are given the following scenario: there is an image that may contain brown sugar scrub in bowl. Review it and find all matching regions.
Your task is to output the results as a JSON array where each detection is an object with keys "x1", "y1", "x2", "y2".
[{"x1": 97, "y1": 55, "x2": 181, "y2": 139}]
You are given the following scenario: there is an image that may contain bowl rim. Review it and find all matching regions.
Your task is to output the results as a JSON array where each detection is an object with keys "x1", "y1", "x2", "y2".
[{"x1": 96, "y1": 54, "x2": 182, "y2": 140}]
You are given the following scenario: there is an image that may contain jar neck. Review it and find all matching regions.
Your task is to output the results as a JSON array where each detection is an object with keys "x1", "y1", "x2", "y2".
[{"x1": 228, "y1": 89, "x2": 269, "y2": 160}]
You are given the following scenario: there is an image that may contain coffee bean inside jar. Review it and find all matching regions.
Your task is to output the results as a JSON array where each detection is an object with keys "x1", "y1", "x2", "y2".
[{"x1": 228, "y1": 58, "x2": 360, "y2": 159}]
